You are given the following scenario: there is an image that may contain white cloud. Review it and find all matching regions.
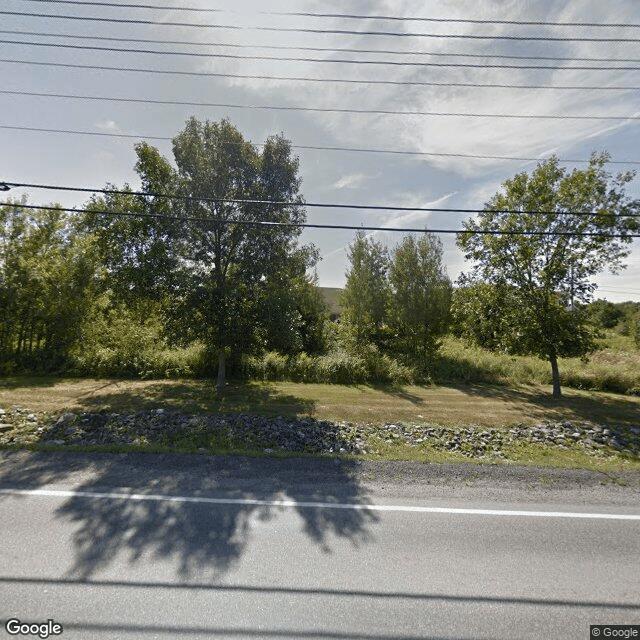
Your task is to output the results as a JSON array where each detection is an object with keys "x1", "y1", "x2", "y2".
[
  {"x1": 332, "y1": 173, "x2": 370, "y2": 189},
  {"x1": 95, "y1": 120, "x2": 120, "y2": 132}
]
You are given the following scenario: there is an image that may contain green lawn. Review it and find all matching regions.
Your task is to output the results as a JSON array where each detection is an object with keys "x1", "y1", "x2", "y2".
[{"x1": 2, "y1": 376, "x2": 640, "y2": 427}]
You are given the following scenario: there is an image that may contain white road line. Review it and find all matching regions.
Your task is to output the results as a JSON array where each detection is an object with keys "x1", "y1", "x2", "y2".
[{"x1": 1, "y1": 488, "x2": 639, "y2": 520}]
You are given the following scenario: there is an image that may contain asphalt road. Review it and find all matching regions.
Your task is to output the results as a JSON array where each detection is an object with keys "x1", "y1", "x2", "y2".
[{"x1": 0, "y1": 451, "x2": 639, "y2": 640}]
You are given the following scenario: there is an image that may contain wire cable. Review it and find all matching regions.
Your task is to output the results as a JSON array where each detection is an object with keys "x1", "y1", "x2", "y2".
[
  {"x1": 5, "y1": 28, "x2": 640, "y2": 64},
  {"x1": 2, "y1": 125, "x2": 640, "y2": 166},
  {"x1": 4, "y1": 39, "x2": 640, "y2": 70},
  {"x1": 3, "y1": 203, "x2": 638, "y2": 238},
  {"x1": 19, "y1": 1, "x2": 640, "y2": 29},
  {"x1": 17, "y1": 0, "x2": 222, "y2": 10},
  {"x1": 2, "y1": 11, "x2": 640, "y2": 42},
  {"x1": 266, "y1": 12, "x2": 640, "y2": 29},
  {"x1": 2, "y1": 58, "x2": 636, "y2": 91},
  {"x1": 4, "y1": 182, "x2": 640, "y2": 218},
  {"x1": 2, "y1": 89, "x2": 638, "y2": 121}
]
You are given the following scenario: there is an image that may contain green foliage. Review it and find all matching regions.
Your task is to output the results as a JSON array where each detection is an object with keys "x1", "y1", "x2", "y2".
[
  {"x1": 587, "y1": 299, "x2": 625, "y2": 329},
  {"x1": 451, "y1": 282, "x2": 513, "y2": 350},
  {"x1": 387, "y1": 234, "x2": 452, "y2": 365},
  {"x1": 434, "y1": 334, "x2": 640, "y2": 393},
  {"x1": 339, "y1": 231, "x2": 452, "y2": 368},
  {"x1": 0, "y1": 201, "x2": 98, "y2": 372},
  {"x1": 70, "y1": 294, "x2": 205, "y2": 378},
  {"x1": 458, "y1": 153, "x2": 639, "y2": 397},
  {"x1": 171, "y1": 118, "x2": 315, "y2": 387},
  {"x1": 244, "y1": 346, "x2": 416, "y2": 385},
  {"x1": 339, "y1": 231, "x2": 390, "y2": 347},
  {"x1": 78, "y1": 117, "x2": 319, "y2": 387}
]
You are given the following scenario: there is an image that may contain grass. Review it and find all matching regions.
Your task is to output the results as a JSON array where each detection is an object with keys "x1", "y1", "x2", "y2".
[
  {"x1": 1, "y1": 376, "x2": 638, "y2": 472},
  {"x1": 436, "y1": 332, "x2": 640, "y2": 394},
  {"x1": 2, "y1": 376, "x2": 640, "y2": 427}
]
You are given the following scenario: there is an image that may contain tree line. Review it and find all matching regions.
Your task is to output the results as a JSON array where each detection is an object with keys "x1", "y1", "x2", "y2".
[{"x1": 1, "y1": 117, "x2": 638, "y2": 396}]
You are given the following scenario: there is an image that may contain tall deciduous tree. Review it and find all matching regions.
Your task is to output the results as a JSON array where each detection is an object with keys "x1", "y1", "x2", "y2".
[
  {"x1": 458, "y1": 153, "x2": 639, "y2": 398},
  {"x1": 83, "y1": 119, "x2": 316, "y2": 388},
  {"x1": 388, "y1": 233, "x2": 452, "y2": 364},
  {"x1": 339, "y1": 231, "x2": 390, "y2": 349},
  {"x1": 172, "y1": 118, "x2": 312, "y2": 389}
]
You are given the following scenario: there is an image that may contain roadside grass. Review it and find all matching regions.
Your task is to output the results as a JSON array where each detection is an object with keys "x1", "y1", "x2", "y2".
[
  {"x1": 436, "y1": 333, "x2": 640, "y2": 394},
  {"x1": 1, "y1": 376, "x2": 639, "y2": 472},
  {"x1": 2, "y1": 376, "x2": 640, "y2": 427}
]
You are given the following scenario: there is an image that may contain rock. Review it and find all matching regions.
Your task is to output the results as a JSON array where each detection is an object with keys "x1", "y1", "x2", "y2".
[
  {"x1": 27, "y1": 413, "x2": 38, "y2": 422},
  {"x1": 0, "y1": 424, "x2": 13, "y2": 432}
]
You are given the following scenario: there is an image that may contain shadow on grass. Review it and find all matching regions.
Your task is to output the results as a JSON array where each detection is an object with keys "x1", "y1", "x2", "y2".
[
  {"x1": 0, "y1": 451, "x2": 378, "y2": 580},
  {"x1": 369, "y1": 384, "x2": 425, "y2": 406},
  {"x1": 450, "y1": 382, "x2": 640, "y2": 428},
  {"x1": 74, "y1": 380, "x2": 316, "y2": 418},
  {"x1": 0, "y1": 375, "x2": 72, "y2": 390}
]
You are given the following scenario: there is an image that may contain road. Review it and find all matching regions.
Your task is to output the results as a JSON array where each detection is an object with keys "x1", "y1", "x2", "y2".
[{"x1": 0, "y1": 451, "x2": 639, "y2": 640}]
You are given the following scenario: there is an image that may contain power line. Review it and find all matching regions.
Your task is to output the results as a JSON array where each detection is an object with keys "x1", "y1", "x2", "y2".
[
  {"x1": 3, "y1": 125, "x2": 640, "y2": 166},
  {"x1": 2, "y1": 11, "x2": 640, "y2": 42},
  {"x1": 267, "y1": 11, "x2": 640, "y2": 29},
  {"x1": 0, "y1": 10, "x2": 237, "y2": 30},
  {"x1": 4, "y1": 182, "x2": 640, "y2": 219},
  {"x1": 2, "y1": 58, "x2": 636, "y2": 92},
  {"x1": 2, "y1": 89, "x2": 638, "y2": 121},
  {"x1": 5, "y1": 39, "x2": 640, "y2": 70},
  {"x1": 3, "y1": 202, "x2": 638, "y2": 238},
  {"x1": 17, "y1": 0, "x2": 221, "y2": 10},
  {"x1": 19, "y1": 1, "x2": 640, "y2": 30},
  {"x1": 5, "y1": 29, "x2": 640, "y2": 65}
]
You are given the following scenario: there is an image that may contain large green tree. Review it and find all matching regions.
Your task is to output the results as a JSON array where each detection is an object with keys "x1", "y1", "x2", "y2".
[
  {"x1": 84, "y1": 117, "x2": 316, "y2": 388},
  {"x1": 172, "y1": 118, "x2": 314, "y2": 388},
  {"x1": 388, "y1": 233, "x2": 452, "y2": 365},
  {"x1": 458, "y1": 153, "x2": 639, "y2": 397},
  {"x1": 339, "y1": 231, "x2": 390, "y2": 349}
]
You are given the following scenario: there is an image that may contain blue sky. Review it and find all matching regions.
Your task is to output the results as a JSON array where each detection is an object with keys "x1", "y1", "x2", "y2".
[{"x1": 2, "y1": 0, "x2": 640, "y2": 301}]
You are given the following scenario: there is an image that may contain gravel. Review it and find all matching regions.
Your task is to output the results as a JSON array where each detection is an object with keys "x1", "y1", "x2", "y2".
[{"x1": 0, "y1": 406, "x2": 638, "y2": 459}]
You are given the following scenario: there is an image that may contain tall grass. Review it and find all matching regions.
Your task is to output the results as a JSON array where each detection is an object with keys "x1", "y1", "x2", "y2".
[
  {"x1": 435, "y1": 334, "x2": 640, "y2": 395},
  {"x1": 244, "y1": 349, "x2": 416, "y2": 385}
]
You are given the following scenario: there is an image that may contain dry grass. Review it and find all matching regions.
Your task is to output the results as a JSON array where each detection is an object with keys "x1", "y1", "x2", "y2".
[
  {"x1": 1, "y1": 376, "x2": 638, "y2": 471},
  {"x1": 1, "y1": 376, "x2": 639, "y2": 429}
]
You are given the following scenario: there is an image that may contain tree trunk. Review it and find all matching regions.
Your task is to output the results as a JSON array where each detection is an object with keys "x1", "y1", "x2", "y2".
[
  {"x1": 216, "y1": 349, "x2": 226, "y2": 392},
  {"x1": 549, "y1": 353, "x2": 562, "y2": 399}
]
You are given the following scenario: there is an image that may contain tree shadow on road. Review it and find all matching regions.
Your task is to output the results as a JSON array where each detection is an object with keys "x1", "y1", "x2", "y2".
[{"x1": 0, "y1": 451, "x2": 378, "y2": 580}]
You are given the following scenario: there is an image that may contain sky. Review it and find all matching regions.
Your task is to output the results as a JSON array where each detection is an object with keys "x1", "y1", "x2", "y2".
[{"x1": 1, "y1": 0, "x2": 640, "y2": 301}]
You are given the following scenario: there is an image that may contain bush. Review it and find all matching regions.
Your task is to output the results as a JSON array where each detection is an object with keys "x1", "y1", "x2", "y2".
[{"x1": 242, "y1": 347, "x2": 417, "y2": 385}]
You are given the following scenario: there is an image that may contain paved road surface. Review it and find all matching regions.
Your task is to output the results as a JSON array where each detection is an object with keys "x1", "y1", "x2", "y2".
[{"x1": 0, "y1": 451, "x2": 639, "y2": 639}]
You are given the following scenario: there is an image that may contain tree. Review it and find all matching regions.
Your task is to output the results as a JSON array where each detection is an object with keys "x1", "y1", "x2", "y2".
[
  {"x1": 457, "y1": 153, "x2": 639, "y2": 398},
  {"x1": 586, "y1": 299, "x2": 624, "y2": 329},
  {"x1": 82, "y1": 119, "x2": 315, "y2": 388},
  {"x1": 388, "y1": 233, "x2": 452, "y2": 365},
  {"x1": 0, "y1": 201, "x2": 97, "y2": 371},
  {"x1": 82, "y1": 143, "x2": 184, "y2": 307},
  {"x1": 451, "y1": 280, "x2": 515, "y2": 351},
  {"x1": 339, "y1": 231, "x2": 390, "y2": 349},
  {"x1": 171, "y1": 118, "x2": 313, "y2": 389}
]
